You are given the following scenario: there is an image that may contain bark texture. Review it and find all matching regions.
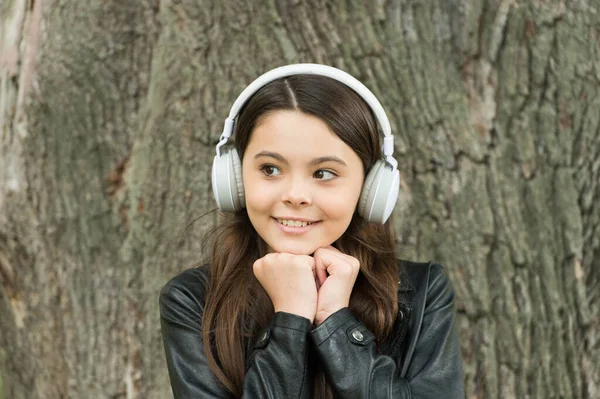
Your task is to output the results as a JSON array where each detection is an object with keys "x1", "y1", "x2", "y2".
[{"x1": 1, "y1": 0, "x2": 598, "y2": 398}]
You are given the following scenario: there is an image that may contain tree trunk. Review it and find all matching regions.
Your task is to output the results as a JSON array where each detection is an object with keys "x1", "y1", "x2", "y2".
[{"x1": 0, "y1": 0, "x2": 598, "y2": 398}]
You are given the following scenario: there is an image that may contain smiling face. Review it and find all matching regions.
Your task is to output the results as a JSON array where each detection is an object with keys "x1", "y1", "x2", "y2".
[{"x1": 242, "y1": 110, "x2": 365, "y2": 255}]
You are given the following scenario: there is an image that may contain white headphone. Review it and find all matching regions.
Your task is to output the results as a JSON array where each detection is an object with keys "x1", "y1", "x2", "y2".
[{"x1": 211, "y1": 63, "x2": 400, "y2": 224}]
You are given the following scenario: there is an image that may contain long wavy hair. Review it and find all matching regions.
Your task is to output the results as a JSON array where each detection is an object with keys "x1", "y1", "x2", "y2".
[{"x1": 201, "y1": 74, "x2": 399, "y2": 398}]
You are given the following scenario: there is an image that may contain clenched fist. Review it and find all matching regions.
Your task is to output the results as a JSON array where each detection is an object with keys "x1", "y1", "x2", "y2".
[
  {"x1": 313, "y1": 246, "x2": 360, "y2": 326},
  {"x1": 253, "y1": 253, "x2": 318, "y2": 323}
]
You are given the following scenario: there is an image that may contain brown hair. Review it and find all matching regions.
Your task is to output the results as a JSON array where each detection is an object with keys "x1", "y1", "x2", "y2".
[{"x1": 201, "y1": 74, "x2": 399, "y2": 398}]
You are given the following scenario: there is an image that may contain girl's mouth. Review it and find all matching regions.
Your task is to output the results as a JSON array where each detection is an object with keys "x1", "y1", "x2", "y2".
[
  {"x1": 276, "y1": 218, "x2": 317, "y2": 227},
  {"x1": 271, "y1": 217, "x2": 321, "y2": 234}
]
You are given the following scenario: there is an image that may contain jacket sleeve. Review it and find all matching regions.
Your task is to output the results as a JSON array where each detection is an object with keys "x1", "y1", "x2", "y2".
[
  {"x1": 308, "y1": 263, "x2": 465, "y2": 398},
  {"x1": 159, "y1": 274, "x2": 314, "y2": 399}
]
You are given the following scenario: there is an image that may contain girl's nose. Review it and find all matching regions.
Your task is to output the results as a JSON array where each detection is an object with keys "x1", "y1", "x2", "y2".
[{"x1": 281, "y1": 177, "x2": 312, "y2": 207}]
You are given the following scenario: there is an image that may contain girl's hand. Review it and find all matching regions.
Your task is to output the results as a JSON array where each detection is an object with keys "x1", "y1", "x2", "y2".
[
  {"x1": 253, "y1": 253, "x2": 318, "y2": 323},
  {"x1": 313, "y1": 246, "x2": 360, "y2": 326}
]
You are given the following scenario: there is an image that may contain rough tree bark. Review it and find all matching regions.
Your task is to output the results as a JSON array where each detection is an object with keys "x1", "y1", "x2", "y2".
[{"x1": 1, "y1": 0, "x2": 598, "y2": 398}]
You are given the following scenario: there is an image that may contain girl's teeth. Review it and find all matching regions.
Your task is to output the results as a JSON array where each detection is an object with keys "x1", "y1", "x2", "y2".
[{"x1": 277, "y1": 219, "x2": 314, "y2": 227}]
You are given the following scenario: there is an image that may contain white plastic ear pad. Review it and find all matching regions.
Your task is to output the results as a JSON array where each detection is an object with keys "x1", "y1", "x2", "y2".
[
  {"x1": 358, "y1": 161, "x2": 383, "y2": 220},
  {"x1": 211, "y1": 156, "x2": 222, "y2": 209},
  {"x1": 229, "y1": 148, "x2": 245, "y2": 209},
  {"x1": 371, "y1": 167, "x2": 400, "y2": 224},
  {"x1": 212, "y1": 152, "x2": 234, "y2": 211},
  {"x1": 211, "y1": 149, "x2": 245, "y2": 212},
  {"x1": 358, "y1": 160, "x2": 400, "y2": 224}
]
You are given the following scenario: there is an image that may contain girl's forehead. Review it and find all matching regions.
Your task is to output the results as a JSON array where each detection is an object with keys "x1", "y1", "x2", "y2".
[
  {"x1": 249, "y1": 110, "x2": 346, "y2": 149},
  {"x1": 241, "y1": 111, "x2": 366, "y2": 169}
]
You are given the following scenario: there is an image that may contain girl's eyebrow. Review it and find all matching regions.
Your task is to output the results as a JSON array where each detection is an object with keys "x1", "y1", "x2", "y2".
[{"x1": 254, "y1": 151, "x2": 347, "y2": 167}]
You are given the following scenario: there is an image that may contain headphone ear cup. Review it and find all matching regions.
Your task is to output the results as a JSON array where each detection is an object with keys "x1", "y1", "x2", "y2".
[
  {"x1": 211, "y1": 148, "x2": 245, "y2": 212},
  {"x1": 229, "y1": 148, "x2": 245, "y2": 209},
  {"x1": 358, "y1": 160, "x2": 400, "y2": 224},
  {"x1": 358, "y1": 161, "x2": 383, "y2": 221}
]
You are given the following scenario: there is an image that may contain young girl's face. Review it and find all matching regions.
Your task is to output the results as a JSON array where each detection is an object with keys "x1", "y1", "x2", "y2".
[{"x1": 242, "y1": 110, "x2": 365, "y2": 255}]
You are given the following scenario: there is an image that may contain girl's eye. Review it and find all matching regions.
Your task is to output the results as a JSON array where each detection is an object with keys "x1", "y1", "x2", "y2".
[
  {"x1": 260, "y1": 165, "x2": 281, "y2": 176},
  {"x1": 314, "y1": 170, "x2": 337, "y2": 180}
]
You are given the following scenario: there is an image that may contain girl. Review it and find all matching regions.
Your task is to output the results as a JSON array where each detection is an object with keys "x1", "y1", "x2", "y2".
[{"x1": 160, "y1": 64, "x2": 464, "y2": 398}]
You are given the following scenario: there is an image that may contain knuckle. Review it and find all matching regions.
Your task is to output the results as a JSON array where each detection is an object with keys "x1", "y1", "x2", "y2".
[
  {"x1": 265, "y1": 253, "x2": 278, "y2": 265},
  {"x1": 340, "y1": 267, "x2": 353, "y2": 277},
  {"x1": 291, "y1": 255, "x2": 311, "y2": 270},
  {"x1": 253, "y1": 260, "x2": 262, "y2": 273},
  {"x1": 290, "y1": 256, "x2": 304, "y2": 268}
]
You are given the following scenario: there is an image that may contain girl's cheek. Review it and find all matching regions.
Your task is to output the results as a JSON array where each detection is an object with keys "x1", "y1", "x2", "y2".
[{"x1": 248, "y1": 185, "x2": 277, "y2": 205}]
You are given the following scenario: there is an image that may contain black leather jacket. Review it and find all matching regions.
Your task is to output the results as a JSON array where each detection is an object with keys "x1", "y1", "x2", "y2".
[{"x1": 159, "y1": 260, "x2": 465, "y2": 398}]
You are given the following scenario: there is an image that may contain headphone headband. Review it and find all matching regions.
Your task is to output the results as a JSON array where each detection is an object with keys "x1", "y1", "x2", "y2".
[{"x1": 215, "y1": 63, "x2": 397, "y2": 170}]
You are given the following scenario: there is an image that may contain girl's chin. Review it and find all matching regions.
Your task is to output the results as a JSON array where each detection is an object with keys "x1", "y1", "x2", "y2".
[{"x1": 267, "y1": 243, "x2": 320, "y2": 256}]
